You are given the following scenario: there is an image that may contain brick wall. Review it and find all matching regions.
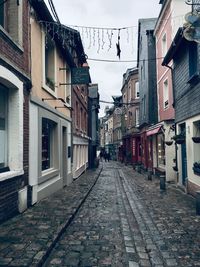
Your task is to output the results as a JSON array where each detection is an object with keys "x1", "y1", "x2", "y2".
[
  {"x1": 0, "y1": 0, "x2": 30, "y2": 75},
  {"x1": 0, "y1": 0, "x2": 30, "y2": 222},
  {"x1": 0, "y1": 175, "x2": 23, "y2": 223}
]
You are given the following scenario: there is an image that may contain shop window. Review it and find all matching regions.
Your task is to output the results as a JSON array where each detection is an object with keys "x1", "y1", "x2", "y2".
[
  {"x1": 44, "y1": 34, "x2": 56, "y2": 91},
  {"x1": 0, "y1": 87, "x2": 8, "y2": 170},
  {"x1": 157, "y1": 133, "x2": 165, "y2": 167},
  {"x1": 42, "y1": 118, "x2": 56, "y2": 171}
]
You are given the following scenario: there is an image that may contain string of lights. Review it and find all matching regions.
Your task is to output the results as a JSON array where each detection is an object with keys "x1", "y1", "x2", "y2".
[{"x1": 88, "y1": 57, "x2": 164, "y2": 63}]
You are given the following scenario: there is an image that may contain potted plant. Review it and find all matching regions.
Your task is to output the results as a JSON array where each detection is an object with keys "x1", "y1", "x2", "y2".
[
  {"x1": 165, "y1": 140, "x2": 173, "y2": 146},
  {"x1": 193, "y1": 162, "x2": 200, "y2": 175},
  {"x1": 172, "y1": 134, "x2": 185, "y2": 144}
]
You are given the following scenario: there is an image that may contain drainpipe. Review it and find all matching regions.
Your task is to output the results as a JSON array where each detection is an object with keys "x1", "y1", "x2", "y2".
[{"x1": 163, "y1": 63, "x2": 178, "y2": 182}]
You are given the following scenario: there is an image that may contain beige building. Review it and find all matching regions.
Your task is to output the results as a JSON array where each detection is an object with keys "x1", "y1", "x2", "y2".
[{"x1": 29, "y1": 0, "x2": 86, "y2": 203}]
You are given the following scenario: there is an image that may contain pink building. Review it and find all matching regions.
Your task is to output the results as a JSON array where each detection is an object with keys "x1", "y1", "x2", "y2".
[{"x1": 153, "y1": 0, "x2": 190, "y2": 181}]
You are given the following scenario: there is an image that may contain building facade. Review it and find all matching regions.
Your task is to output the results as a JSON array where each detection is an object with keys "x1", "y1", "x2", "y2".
[
  {"x1": 0, "y1": 0, "x2": 31, "y2": 221},
  {"x1": 137, "y1": 18, "x2": 158, "y2": 172},
  {"x1": 121, "y1": 68, "x2": 140, "y2": 165},
  {"x1": 153, "y1": 0, "x2": 190, "y2": 181},
  {"x1": 163, "y1": 27, "x2": 200, "y2": 195},
  {"x1": 29, "y1": 0, "x2": 88, "y2": 203}
]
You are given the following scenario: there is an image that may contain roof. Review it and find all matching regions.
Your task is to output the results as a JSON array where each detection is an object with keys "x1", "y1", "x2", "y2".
[{"x1": 162, "y1": 28, "x2": 185, "y2": 65}]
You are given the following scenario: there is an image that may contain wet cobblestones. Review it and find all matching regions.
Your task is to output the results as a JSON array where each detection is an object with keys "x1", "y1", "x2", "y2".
[{"x1": 0, "y1": 162, "x2": 200, "y2": 266}]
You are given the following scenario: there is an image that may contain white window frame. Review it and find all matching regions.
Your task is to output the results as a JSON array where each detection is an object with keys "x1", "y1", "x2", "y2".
[
  {"x1": 135, "y1": 108, "x2": 139, "y2": 126},
  {"x1": 135, "y1": 81, "x2": 139, "y2": 99},
  {"x1": 162, "y1": 33, "x2": 167, "y2": 57},
  {"x1": 0, "y1": 65, "x2": 24, "y2": 182},
  {"x1": 0, "y1": 87, "x2": 8, "y2": 169},
  {"x1": 42, "y1": 31, "x2": 57, "y2": 97},
  {"x1": 163, "y1": 79, "x2": 169, "y2": 109}
]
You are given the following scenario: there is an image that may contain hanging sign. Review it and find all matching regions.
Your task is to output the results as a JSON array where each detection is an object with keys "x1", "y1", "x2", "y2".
[{"x1": 71, "y1": 67, "x2": 90, "y2": 84}]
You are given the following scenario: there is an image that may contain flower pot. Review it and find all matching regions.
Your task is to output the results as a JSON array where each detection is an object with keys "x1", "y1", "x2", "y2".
[
  {"x1": 192, "y1": 137, "x2": 200, "y2": 143},
  {"x1": 172, "y1": 166, "x2": 178, "y2": 171},
  {"x1": 175, "y1": 138, "x2": 185, "y2": 144},
  {"x1": 193, "y1": 166, "x2": 200, "y2": 176},
  {"x1": 165, "y1": 141, "x2": 173, "y2": 146}
]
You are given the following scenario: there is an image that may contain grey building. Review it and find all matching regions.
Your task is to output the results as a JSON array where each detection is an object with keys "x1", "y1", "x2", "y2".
[
  {"x1": 163, "y1": 27, "x2": 200, "y2": 195},
  {"x1": 88, "y1": 84, "x2": 100, "y2": 168},
  {"x1": 137, "y1": 18, "x2": 158, "y2": 170}
]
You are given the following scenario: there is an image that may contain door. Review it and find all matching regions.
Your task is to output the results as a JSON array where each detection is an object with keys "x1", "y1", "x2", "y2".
[
  {"x1": 62, "y1": 126, "x2": 67, "y2": 186},
  {"x1": 180, "y1": 124, "x2": 187, "y2": 185}
]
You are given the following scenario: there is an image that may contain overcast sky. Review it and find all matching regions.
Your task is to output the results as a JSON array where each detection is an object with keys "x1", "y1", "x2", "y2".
[{"x1": 45, "y1": 0, "x2": 161, "y2": 116}]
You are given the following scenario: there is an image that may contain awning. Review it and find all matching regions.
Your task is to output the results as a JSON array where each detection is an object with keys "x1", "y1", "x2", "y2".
[{"x1": 146, "y1": 126, "x2": 162, "y2": 136}]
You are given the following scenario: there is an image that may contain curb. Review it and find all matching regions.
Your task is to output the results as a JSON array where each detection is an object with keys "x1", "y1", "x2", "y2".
[{"x1": 36, "y1": 166, "x2": 103, "y2": 267}]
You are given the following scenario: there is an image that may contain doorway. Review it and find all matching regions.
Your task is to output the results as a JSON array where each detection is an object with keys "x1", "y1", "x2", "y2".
[{"x1": 62, "y1": 126, "x2": 67, "y2": 186}]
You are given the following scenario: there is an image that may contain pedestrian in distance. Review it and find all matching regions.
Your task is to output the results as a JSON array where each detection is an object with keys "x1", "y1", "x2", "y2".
[
  {"x1": 107, "y1": 152, "x2": 110, "y2": 162},
  {"x1": 100, "y1": 151, "x2": 103, "y2": 162}
]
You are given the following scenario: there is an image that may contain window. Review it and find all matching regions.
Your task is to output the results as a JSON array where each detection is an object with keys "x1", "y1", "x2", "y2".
[
  {"x1": 128, "y1": 85, "x2": 131, "y2": 102},
  {"x1": 189, "y1": 42, "x2": 198, "y2": 80},
  {"x1": 163, "y1": 79, "x2": 169, "y2": 109},
  {"x1": 45, "y1": 34, "x2": 55, "y2": 91},
  {"x1": 0, "y1": 1, "x2": 23, "y2": 45},
  {"x1": 84, "y1": 112, "x2": 86, "y2": 132},
  {"x1": 135, "y1": 81, "x2": 139, "y2": 98},
  {"x1": 0, "y1": 87, "x2": 7, "y2": 170},
  {"x1": 42, "y1": 118, "x2": 56, "y2": 171},
  {"x1": 135, "y1": 108, "x2": 139, "y2": 126},
  {"x1": 80, "y1": 107, "x2": 83, "y2": 130},
  {"x1": 157, "y1": 133, "x2": 165, "y2": 166},
  {"x1": 162, "y1": 33, "x2": 167, "y2": 57}
]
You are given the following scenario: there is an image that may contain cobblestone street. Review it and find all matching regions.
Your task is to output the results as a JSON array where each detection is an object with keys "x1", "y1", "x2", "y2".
[
  {"x1": 44, "y1": 162, "x2": 200, "y2": 267},
  {"x1": 0, "y1": 162, "x2": 200, "y2": 267}
]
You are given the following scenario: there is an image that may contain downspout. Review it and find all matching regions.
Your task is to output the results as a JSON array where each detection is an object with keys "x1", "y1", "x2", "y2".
[{"x1": 164, "y1": 63, "x2": 178, "y2": 182}]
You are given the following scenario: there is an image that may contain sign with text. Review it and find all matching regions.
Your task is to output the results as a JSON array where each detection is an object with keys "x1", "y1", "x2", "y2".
[{"x1": 71, "y1": 67, "x2": 90, "y2": 84}]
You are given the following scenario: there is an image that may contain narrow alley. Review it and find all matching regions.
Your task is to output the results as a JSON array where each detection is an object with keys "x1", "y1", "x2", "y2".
[
  {"x1": 43, "y1": 162, "x2": 200, "y2": 267},
  {"x1": 0, "y1": 162, "x2": 198, "y2": 267}
]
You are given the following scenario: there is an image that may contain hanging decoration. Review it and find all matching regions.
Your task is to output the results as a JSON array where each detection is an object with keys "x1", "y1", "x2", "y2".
[
  {"x1": 116, "y1": 29, "x2": 121, "y2": 59},
  {"x1": 39, "y1": 20, "x2": 138, "y2": 59}
]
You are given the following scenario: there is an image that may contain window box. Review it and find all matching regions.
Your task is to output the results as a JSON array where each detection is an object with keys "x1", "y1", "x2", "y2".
[
  {"x1": 172, "y1": 134, "x2": 185, "y2": 144},
  {"x1": 165, "y1": 140, "x2": 173, "y2": 146},
  {"x1": 192, "y1": 137, "x2": 200, "y2": 143},
  {"x1": 193, "y1": 162, "x2": 200, "y2": 176}
]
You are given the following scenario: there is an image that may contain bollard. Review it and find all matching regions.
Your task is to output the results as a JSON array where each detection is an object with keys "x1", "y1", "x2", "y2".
[
  {"x1": 196, "y1": 191, "x2": 200, "y2": 215},
  {"x1": 147, "y1": 169, "x2": 152, "y2": 181},
  {"x1": 160, "y1": 175, "x2": 166, "y2": 190}
]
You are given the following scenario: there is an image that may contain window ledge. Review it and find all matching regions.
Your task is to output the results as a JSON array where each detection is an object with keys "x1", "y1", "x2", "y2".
[
  {"x1": 0, "y1": 169, "x2": 24, "y2": 182},
  {"x1": 187, "y1": 72, "x2": 199, "y2": 84},
  {"x1": 42, "y1": 84, "x2": 57, "y2": 98},
  {"x1": 0, "y1": 26, "x2": 23, "y2": 53},
  {"x1": 40, "y1": 168, "x2": 59, "y2": 184}
]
